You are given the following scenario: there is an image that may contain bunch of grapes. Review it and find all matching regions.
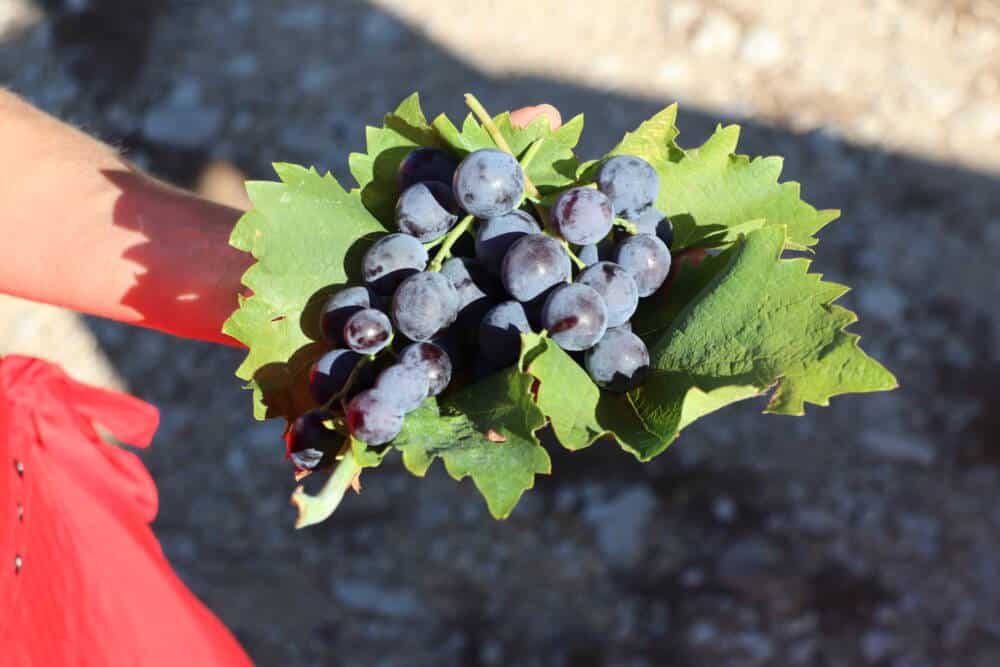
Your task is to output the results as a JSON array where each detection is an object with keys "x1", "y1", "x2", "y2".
[{"x1": 287, "y1": 147, "x2": 674, "y2": 474}]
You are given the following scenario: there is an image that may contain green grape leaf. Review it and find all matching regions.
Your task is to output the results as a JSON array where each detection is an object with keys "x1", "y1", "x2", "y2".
[
  {"x1": 631, "y1": 225, "x2": 896, "y2": 456},
  {"x1": 523, "y1": 330, "x2": 758, "y2": 461},
  {"x1": 393, "y1": 370, "x2": 549, "y2": 518},
  {"x1": 576, "y1": 104, "x2": 681, "y2": 182},
  {"x1": 512, "y1": 114, "x2": 584, "y2": 193},
  {"x1": 661, "y1": 125, "x2": 840, "y2": 250},
  {"x1": 222, "y1": 163, "x2": 387, "y2": 420},
  {"x1": 430, "y1": 112, "x2": 491, "y2": 155},
  {"x1": 527, "y1": 226, "x2": 896, "y2": 461}
]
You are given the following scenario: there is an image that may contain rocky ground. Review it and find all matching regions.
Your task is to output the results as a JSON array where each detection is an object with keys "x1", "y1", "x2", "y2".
[{"x1": 1, "y1": 1, "x2": 998, "y2": 665}]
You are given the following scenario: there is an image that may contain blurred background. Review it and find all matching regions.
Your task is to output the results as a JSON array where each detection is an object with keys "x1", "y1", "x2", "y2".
[{"x1": 1, "y1": 0, "x2": 999, "y2": 665}]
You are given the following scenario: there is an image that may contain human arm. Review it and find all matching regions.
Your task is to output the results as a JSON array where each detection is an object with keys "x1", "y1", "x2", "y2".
[
  {"x1": 0, "y1": 91, "x2": 561, "y2": 346},
  {"x1": 0, "y1": 89, "x2": 249, "y2": 345}
]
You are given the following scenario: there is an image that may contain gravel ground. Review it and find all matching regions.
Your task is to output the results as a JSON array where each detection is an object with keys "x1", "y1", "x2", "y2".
[{"x1": 1, "y1": 1, "x2": 999, "y2": 665}]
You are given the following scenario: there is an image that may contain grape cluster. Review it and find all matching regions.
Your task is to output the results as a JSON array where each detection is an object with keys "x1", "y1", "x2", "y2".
[{"x1": 287, "y1": 148, "x2": 673, "y2": 466}]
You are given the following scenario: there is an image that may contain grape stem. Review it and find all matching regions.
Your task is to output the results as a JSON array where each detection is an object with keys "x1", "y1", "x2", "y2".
[
  {"x1": 464, "y1": 93, "x2": 541, "y2": 200},
  {"x1": 562, "y1": 240, "x2": 587, "y2": 270},
  {"x1": 422, "y1": 234, "x2": 449, "y2": 251},
  {"x1": 325, "y1": 355, "x2": 374, "y2": 410},
  {"x1": 615, "y1": 217, "x2": 639, "y2": 235},
  {"x1": 428, "y1": 214, "x2": 474, "y2": 271},
  {"x1": 291, "y1": 450, "x2": 361, "y2": 529}
]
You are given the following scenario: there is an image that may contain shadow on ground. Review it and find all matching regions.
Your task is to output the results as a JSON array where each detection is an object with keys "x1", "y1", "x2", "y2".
[{"x1": 2, "y1": 2, "x2": 999, "y2": 665}]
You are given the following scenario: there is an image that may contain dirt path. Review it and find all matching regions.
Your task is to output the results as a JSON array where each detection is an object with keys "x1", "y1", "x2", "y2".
[{"x1": 1, "y1": 1, "x2": 998, "y2": 665}]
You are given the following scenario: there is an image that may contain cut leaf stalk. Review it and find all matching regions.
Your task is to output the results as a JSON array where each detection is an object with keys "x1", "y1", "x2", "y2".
[
  {"x1": 464, "y1": 93, "x2": 541, "y2": 200},
  {"x1": 429, "y1": 214, "x2": 474, "y2": 271},
  {"x1": 291, "y1": 451, "x2": 362, "y2": 529}
]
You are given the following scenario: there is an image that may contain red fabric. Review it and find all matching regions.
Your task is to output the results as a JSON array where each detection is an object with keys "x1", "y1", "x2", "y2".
[{"x1": 0, "y1": 355, "x2": 252, "y2": 667}]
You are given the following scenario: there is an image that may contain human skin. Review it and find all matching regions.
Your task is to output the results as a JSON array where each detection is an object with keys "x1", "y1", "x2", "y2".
[{"x1": 0, "y1": 91, "x2": 560, "y2": 346}]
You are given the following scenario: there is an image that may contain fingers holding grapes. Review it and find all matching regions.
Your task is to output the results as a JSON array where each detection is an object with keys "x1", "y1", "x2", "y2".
[{"x1": 510, "y1": 104, "x2": 562, "y2": 130}]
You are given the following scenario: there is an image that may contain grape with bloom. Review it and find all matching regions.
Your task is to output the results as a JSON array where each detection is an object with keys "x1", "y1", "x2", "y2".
[
  {"x1": 224, "y1": 95, "x2": 897, "y2": 527},
  {"x1": 294, "y1": 149, "x2": 670, "y2": 448}
]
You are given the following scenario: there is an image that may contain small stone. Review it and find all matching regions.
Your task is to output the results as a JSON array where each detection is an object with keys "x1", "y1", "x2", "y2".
[
  {"x1": 857, "y1": 283, "x2": 908, "y2": 323},
  {"x1": 860, "y1": 430, "x2": 935, "y2": 466},
  {"x1": 795, "y1": 508, "x2": 838, "y2": 536},
  {"x1": 861, "y1": 630, "x2": 899, "y2": 663},
  {"x1": 226, "y1": 53, "x2": 258, "y2": 78},
  {"x1": 143, "y1": 104, "x2": 223, "y2": 148},
  {"x1": 713, "y1": 495, "x2": 737, "y2": 523},
  {"x1": 480, "y1": 639, "x2": 503, "y2": 666},
  {"x1": 299, "y1": 64, "x2": 335, "y2": 94},
  {"x1": 665, "y1": 1, "x2": 701, "y2": 32},
  {"x1": 716, "y1": 537, "x2": 783, "y2": 583},
  {"x1": 896, "y1": 513, "x2": 939, "y2": 552},
  {"x1": 680, "y1": 566, "x2": 706, "y2": 588},
  {"x1": 333, "y1": 581, "x2": 422, "y2": 618},
  {"x1": 740, "y1": 26, "x2": 785, "y2": 66},
  {"x1": 781, "y1": 614, "x2": 819, "y2": 638},
  {"x1": 0, "y1": 0, "x2": 43, "y2": 42},
  {"x1": 278, "y1": 6, "x2": 325, "y2": 29},
  {"x1": 169, "y1": 79, "x2": 202, "y2": 106},
  {"x1": 583, "y1": 485, "x2": 657, "y2": 569},
  {"x1": 964, "y1": 101, "x2": 1000, "y2": 138},
  {"x1": 687, "y1": 621, "x2": 718, "y2": 646},
  {"x1": 788, "y1": 638, "x2": 818, "y2": 665},
  {"x1": 554, "y1": 486, "x2": 579, "y2": 513},
  {"x1": 735, "y1": 632, "x2": 775, "y2": 662},
  {"x1": 691, "y1": 10, "x2": 741, "y2": 56},
  {"x1": 361, "y1": 11, "x2": 404, "y2": 47}
]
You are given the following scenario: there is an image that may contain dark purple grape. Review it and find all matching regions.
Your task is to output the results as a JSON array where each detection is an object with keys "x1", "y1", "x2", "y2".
[
  {"x1": 319, "y1": 286, "x2": 370, "y2": 344},
  {"x1": 585, "y1": 328, "x2": 650, "y2": 392},
  {"x1": 576, "y1": 261, "x2": 639, "y2": 328},
  {"x1": 500, "y1": 234, "x2": 571, "y2": 302},
  {"x1": 441, "y1": 256, "x2": 497, "y2": 325},
  {"x1": 475, "y1": 209, "x2": 540, "y2": 273},
  {"x1": 346, "y1": 389, "x2": 404, "y2": 444},
  {"x1": 596, "y1": 155, "x2": 659, "y2": 219},
  {"x1": 343, "y1": 308, "x2": 393, "y2": 355},
  {"x1": 473, "y1": 353, "x2": 507, "y2": 380},
  {"x1": 395, "y1": 181, "x2": 459, "y2": 242},
  {"x1": 391, "y1": 272, "x2": 460, "y2": 342},
  {"x1": 308, "y1": 349, "x2": 363, "y2": 404},
  {"x1": 453, "y1": 148, "x2": 525, "y2": 218},
  {"x1": 552, "y1": 187, "x2": 614, "y2": 245},
  {"x1": 479, "y1": 300, "x2": 532, "y2": 368},
  {"x1": 397, "y1": 147, "x2": 458, "y2": 192},
  {"x1": 399, "y1": 342, "x2": 452, "y2": 396},
  {"x1": 362, "y1": 233, "x2": 429, "y2": 296},
  {"x1": 634, "y1": 207, "x2": 673, "y2": 248},
  {"x1": 615, "y1": 233, "x2": 672, "y2": 297},
  {"x1": 541, "y1": 283, "x2": 608, "y2": 351},
  {"x1": 374, "y1": 363, "x2": 429, "y2": 413},
  {"x1": 431, "y1": 326, "x2": 472, "y2": 373},
  {"x1": 286, "y1": 409, "x2": 343, "y2": 473},
  {"x1": 521, "y1": 284, "x2": 559, "y2": 331}
]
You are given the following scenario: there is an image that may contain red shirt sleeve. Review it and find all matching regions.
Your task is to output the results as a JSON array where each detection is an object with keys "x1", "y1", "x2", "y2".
[{"x1": 0, "y1": 355, "x2": 252, "y2": 667}]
